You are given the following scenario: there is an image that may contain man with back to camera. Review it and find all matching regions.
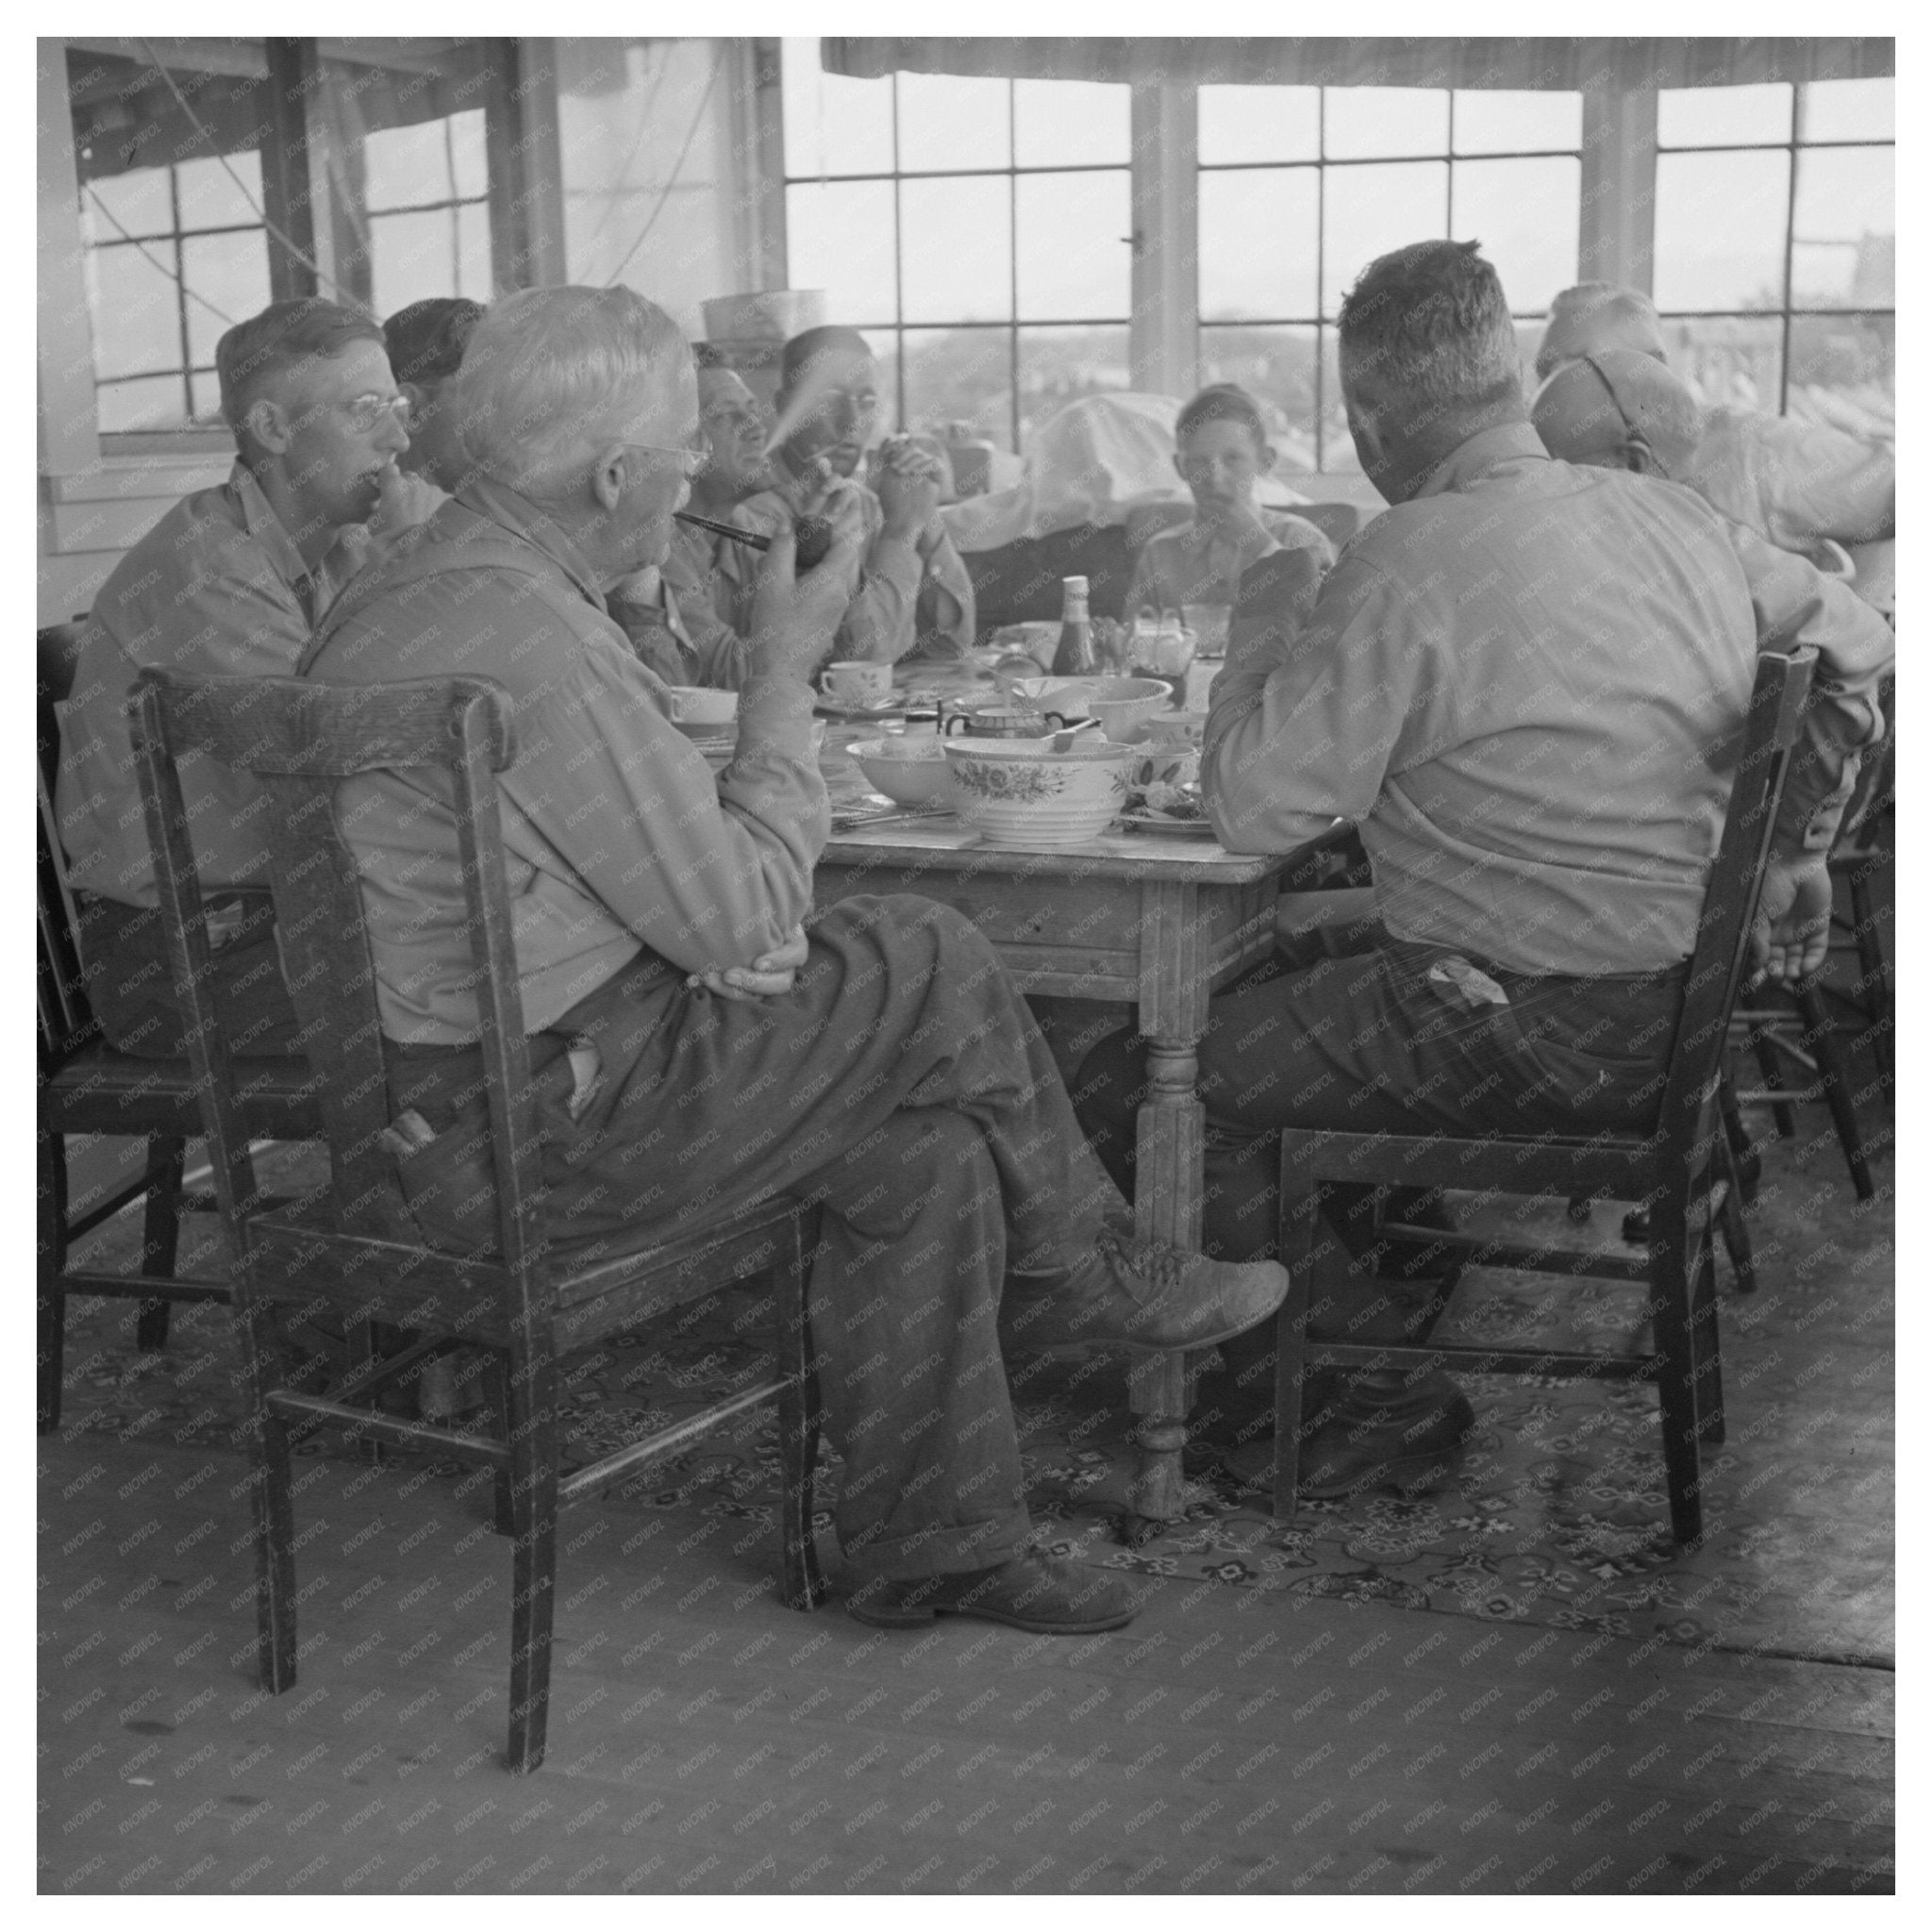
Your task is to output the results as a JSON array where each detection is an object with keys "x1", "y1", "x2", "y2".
[
  {"x1": 298, "y1": 285, "x2": 1290, "y2": 1633},
  {"x1": 714, "y1": 324, "x2": 976, "y2": 666},
  {"x1": 1074, "y1": 241, "x2": 1892, "y2": 1499},
  {"x1": 55, "y1": 297, "x2": 425, "y2": 1057},
  {"x1": 1535, "y1": 280, "x2": 1893, "y2": 557}
]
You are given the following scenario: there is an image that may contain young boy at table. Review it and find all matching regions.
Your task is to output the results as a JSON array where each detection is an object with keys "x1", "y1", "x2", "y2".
[{"x1": 1124, "y1": 384, "x2": 1336, "y2": 622}]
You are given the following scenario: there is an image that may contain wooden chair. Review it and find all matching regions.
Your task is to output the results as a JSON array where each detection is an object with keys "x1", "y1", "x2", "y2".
[
  {"x1": 1269, "y1": 649, "x2": 1817, "y2": 1547},
  {"x1": 130, "y1": 668, "x2": 825, "y2": 1774},
  {"x1": 36, "y1": 625, "x2": 325, "y2": 1431}
]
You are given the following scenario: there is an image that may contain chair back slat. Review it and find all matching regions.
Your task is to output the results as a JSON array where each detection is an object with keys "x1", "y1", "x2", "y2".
[
  {"x1": 1656, "y1": 648, "x2": 1817, "y2": 1160},
  {"x1": 38, "y1": 768, "x2": 93, "y2": 1060},
  {"x1": 131, "y1": 672, "x2": 549, "y2": 1313}
]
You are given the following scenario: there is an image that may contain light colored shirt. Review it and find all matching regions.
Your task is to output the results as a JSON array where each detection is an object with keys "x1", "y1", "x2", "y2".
[
  {"x1": 721, "y1": 460, "x2": 976, "y2": 664},
  {"x1": 1125, "y1": 508, "x2": 1336, "y2": 618},
  {"x1": 1206, "y1": 423, "x2": 1893, "y2": 977},
  {"x1": 300, "y1": 477, "x2": 826, "y2": 1046},
  {"x1": 609, "y1": 519, "x2": 756, "y2": 691},
  {"x1": 56, "y1": 460, "x2": 364, "y2": 907},
  {"x1": 1686, "y1": 407, "x2": 1894, "y2": 554}
]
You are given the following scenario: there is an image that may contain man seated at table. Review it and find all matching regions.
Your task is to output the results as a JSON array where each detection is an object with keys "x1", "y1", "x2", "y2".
[
  {"x1": 56, "y1": 297, "x2": 421, "y2": 1057},
  {"x1": 1076, "y1": 240, "x2": 1892, "y2": 1499},
  {"x1": 1531, "y1": 343, "x2": 1895, "y2": 557},
  {"x1": 715, "y1": 325, "x2": 976, "y2": 666},
  {"x1": 1124, "y1": 383, "x2": 1335, "y2": 620},
  {"x1": 1534, "y1": 280, "x2": 1894, "y2": 556},
  {"x1": 384, "y1": 296, "x2": 486, "y2": 504},
  {"x1": 298, "y1": 286, "x2": 1288, "y2": 1633},
  {"x1": 607, "y1": 345, "x2": 792, "y2": 689}
]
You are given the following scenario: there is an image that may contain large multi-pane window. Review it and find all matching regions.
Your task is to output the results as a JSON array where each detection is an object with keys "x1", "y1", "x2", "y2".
[
  {"x1": 1196, "y1": 86, "x2": 1582, "y2": 470},
  {"x1": 779, "y1": 41, "x2": 1132, "y2": 450},
  {"x1": 1652, "y1": 77, "x2": 1893, "y2": 439}
]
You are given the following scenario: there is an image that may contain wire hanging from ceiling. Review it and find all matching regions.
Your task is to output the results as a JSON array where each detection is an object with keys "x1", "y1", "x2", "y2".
[{"x1": 603, "y1": 50, "x2": 726, "y2": 290}]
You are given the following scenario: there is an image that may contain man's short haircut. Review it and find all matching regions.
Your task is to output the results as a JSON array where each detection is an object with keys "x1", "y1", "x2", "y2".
[
  {"x1": 383, "y1": 297, "x2": 485, "y2": 389},
  {"x1": 780, "y1": 325, "x2": 873, "y2": 391},
  {"x1": 1337, "y1": 240, "x2": 1522, "y2": 420},
  {"x1": 215, "y1": 299, "x2": 386, "y2": 433},
  {"x1": 1535, "y1": 282, "x2": 1664, "y2": 380},
  {"x1": 1175, "y1": 383, "x2": 1270, "y2": 450},
  {"x1": 447, "y1": 285, "x2": 688, "y2": 499}
]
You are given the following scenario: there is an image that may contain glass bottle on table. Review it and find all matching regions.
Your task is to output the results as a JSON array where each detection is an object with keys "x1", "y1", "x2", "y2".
[{"x1": 1049, "y1": 575, "x2": 1097, "y2": 677}]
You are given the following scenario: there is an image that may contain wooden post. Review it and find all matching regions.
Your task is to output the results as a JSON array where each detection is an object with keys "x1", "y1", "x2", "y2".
[
  {"x1": 1579, "y1": 83, "x2": 1657, "y2": 293},
  {"x1": 262, "y1": 40, "x2": 320, "y2": 303},
  {"x1": 1128, "y1": 82, "x2": 1198, "y2": 397}
]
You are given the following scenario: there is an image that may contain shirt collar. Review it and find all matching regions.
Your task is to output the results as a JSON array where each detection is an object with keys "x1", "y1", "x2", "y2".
[
  {"x1": 227, "y1": 459, "x2": 312, "y2": 590},
  {"x1": 1410, "y1": 421, "x2": 1551, "y2": 502},
  {"x1": 455, "y1": 475, "x2": 611, "y2": 610}
]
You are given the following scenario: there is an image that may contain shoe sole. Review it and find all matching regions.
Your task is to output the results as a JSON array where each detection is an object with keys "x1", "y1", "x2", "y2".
[{"x1": 846, "y1": 1595, "x2": 1136, "y2": 1634}]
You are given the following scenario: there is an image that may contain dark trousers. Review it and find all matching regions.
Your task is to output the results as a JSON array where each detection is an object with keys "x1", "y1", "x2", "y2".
[
  {"x1": 386, "y1": 895, "x2": 1124, "y2": 1582},
  {"x1": 1074, "y1": 929, "x2": 1683, "y2": 1371},
  {"x1": 75, "y1": 891, "x2": 303, "y2": 1059}
]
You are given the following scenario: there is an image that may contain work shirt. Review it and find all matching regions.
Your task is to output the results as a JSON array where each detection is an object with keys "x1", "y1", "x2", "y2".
[
  {"x1": 1125, "y1": 507, "x2": 1336, "y2": 618},
  {"x1": 1206, "y1": 423, "x2": 1892, "y2": 977},
  {"x1": 56, "y1": 461, "x2": 364, "y2": 907},
  {"x1": 608, "y1": 519, "x2": 755, "y2": 691},
  {"x1": 1686, "y1": 407, "x2": 1894, "y2": 555},
  {"x1": 721, "y1": 458, "x2": 976, "y2": 664},
  {"x1": 300, "y1": 476, "x2": 826, "y2": 1045}
]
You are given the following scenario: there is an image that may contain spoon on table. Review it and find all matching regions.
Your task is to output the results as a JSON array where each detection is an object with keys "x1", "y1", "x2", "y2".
[{"x1": 1049, "y1": 717, "x2": 1104, "y2": 752}]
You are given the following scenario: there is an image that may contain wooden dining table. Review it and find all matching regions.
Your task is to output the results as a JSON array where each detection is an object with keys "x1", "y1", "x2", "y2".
[{"x1": 812, "y1": 775, "x2": 1307, "y2": 1532}]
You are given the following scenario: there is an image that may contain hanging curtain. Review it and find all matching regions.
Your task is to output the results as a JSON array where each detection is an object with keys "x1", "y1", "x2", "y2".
[{"x1": 822, "y1": 38, "x2": 1893, "y2": 92}]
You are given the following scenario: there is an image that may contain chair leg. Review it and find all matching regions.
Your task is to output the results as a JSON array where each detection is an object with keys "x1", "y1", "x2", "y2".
[
  {"x1": 235, "y1": 1293, "x2": 298, "y2": 1691},
  {"x1": 1798, "y1": 983, "x2": 1875, "y2": 1202},
  {"x1": 503, "y1": 1332, "x2": 560, "y2": 1775},
  {"x1": 1718, "y1": 1073, "x2": 1760, "y2": 1207},
  {"x1": 134, "y1": 1137, "x2": 187, "y2": 1353},
  {"x1": 37, "y1": 1127, "x2": 68, "y2": 1434},
  {"x1": 774, "y1": 1211, "x2": 826, "y2": 1612},
  {"x1": 1647, "y1": 1193, "x2": 1704, "y2": 1547},
  {"x1": 1746, "y1": 1020, "x2": 1798, "y2": 1138},
  {"x1": 1690, "y1": 1225, "x2": 1725, "y2": 1449},
  {"x1": 1715, "y1": 1135, "x2": 1758, "y2": 1298},
  {"x1": 485, "y1": 1352, "x2": 516, "y2": 1539},
  {"x1": 1270, "y1": 1168, "x2": 1320, "y2": 1521}
]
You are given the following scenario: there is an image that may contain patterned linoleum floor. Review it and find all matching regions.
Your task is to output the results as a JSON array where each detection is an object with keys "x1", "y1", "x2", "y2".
[{"x1": 50, "y1": 1076, "x2": 1891, "y2": 1667}]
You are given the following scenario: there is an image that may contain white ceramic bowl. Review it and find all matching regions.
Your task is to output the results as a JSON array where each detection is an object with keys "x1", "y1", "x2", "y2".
[
  {"x1": 1009, "y1": 675, "x2": 1169, "y2": 741},
  {"x1": 666, "y1": 685, "x2": 740, "y2": 731},
  {"x1": 942, "y1": 738, "x2": 1139, "y2": 849},
  {"x1": 849, "y1": 736, "x2": 954, "y2": 808}
]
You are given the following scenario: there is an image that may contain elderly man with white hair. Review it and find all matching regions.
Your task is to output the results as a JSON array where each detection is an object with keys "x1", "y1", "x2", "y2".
[{"x1": 298, "y1": 286, "x2": 1288, "y2": 1635}]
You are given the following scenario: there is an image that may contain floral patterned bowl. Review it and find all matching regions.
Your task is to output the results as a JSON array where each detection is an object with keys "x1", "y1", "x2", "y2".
[{"x1": 942, "y1": 738, "x2": 1140, "y2": 849}]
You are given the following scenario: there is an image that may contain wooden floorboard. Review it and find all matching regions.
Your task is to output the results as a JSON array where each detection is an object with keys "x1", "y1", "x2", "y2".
[{"x1": 39, "y1": 1435, "x2": 1892, "y2": 1895}]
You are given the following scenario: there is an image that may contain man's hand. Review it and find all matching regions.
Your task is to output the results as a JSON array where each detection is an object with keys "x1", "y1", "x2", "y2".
[
  {"x1": 1224, "y1": 548, "x2": 1322, "y2": 675},
  {"x1": 1198, "y1": 496, "x2": 1279, "y2": 570},
  {"x1": 876, "y1": 454, "x2": 942, "y2": 544},
  {"x1": 369, "y1": 460, "x2": 443, "y2": 537},
  {"x1": 687, "y1": 924, "x2": 809, "y2": 1003},
  {"x1": 1751, "y1": 857, "x2": 1833, "y2": 988},
  {"x1": 746, "y1": 514, "x2": 865, "y2": 677}
]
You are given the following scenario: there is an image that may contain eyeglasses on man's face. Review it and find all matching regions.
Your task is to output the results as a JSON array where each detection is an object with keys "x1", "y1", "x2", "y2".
[
  {"x1": 619, "y1": 439, "x2": 708, "y2": 478},
  {"x1": 336, "y1": 392, "x2": 413, "y2": 433}
]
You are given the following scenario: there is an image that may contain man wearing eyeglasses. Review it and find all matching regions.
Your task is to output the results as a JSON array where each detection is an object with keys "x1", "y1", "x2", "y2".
[{"x1": 56, "y1": 296, "x2": 428, "y2": 1057}]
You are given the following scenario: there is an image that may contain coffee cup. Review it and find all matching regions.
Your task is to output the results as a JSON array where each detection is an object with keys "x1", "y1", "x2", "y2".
[{"x1": 821, "y1": 661, "x2": 893, "y2": 708}]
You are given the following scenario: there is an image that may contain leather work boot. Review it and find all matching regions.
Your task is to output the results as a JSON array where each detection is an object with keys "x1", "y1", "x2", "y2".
[
  {"x1": 847, "y1": 1553, "x2": 1139, "y2": 1633},
  {"x1": 1002, "y1": 1228, "x2": 1290, "y2": 1355},
  {"x1": 1294, "y1": 1370, "x2": 1477, "y2": 1501}
]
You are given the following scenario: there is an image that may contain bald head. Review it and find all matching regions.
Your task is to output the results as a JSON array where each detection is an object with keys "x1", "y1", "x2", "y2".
[
  {"x1": 1535, "y1": 283, "x2": 1667, "y2": 382},
  {"x1": 1532, "y1": 349, "x2": 1704, "y2": 479}
]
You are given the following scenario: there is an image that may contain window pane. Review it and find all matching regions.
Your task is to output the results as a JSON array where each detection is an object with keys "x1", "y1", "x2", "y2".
[
  {"x1": 1012, "y1": 79, "x2": 1129, "y2": 167},
  {"x1": 181, "y1": 229, "x2": 271, "y2": 365},
  {"x1": 1657, "y1": 83, "x2": 1791, "y2": 148},
  {"x1": 1653, "y1": 150, "x2": 1790, "y2": 310},
  {"x1": 1317, "y1": 331, "x2": 1358, "y2": 473},
  {"x1": 895, "y1": 72, "x2": 1008, "y2": 173},
  {"x1": 899, "y1": 176, "x2": 1010, "y2": 324},
  {"x1": 1198, "y1": 86, "x2": 1320, "y2": 164},
  {"x1": 1015, "y1": 172, "x2": 1130, "y2": 321},
  {"x1": 81, "y1": 169, "x2": 173, "y2": 242},
  {"x1": 87, "y1": 243, "x2": 181, "y2": 380},
  {"x1": 1658, "y1": 313, "x2": 1784, "y2": 413},
  {"x1": 785, "y1": 180, "x2": 898, "y2": 325},
  {"x1": 96, "y1": 374, "x2": 191, "y2": 434},
  {"x1": 175, "y1": 152, "x2": 262, "y2": 231},
  {"x1": 901, "y1": 325, "x2": 1015, "y2": 448},
  {"x1": 1791, "y1": 147, "x2": 1893, "y2": 308},
  {"x1": 1324, "y1": 88, "x2": 1449, "y2": 159},
  {"x1": 1451, "y1": 156, "x2": 1579, "y2": 312},
  {"x1": 191, "y1": 369, "x2": 225, "y2": 422},
  {"x1": 365, "y1": 121, "x2": 455, "y2": 212},
  {"x1": 1322, "y1": 160, "x2": 1449, "y2": 315},
  {"x1": 1016, "y1": 325, "x2": 1131, "y2": 448},
  {"x1": 450, "y1": 108, "x2": 489, "y2": 201},
  {"x1": 1198, "y1": 325, "x2": 1320, "y2": 471},
  {"x1": 781, "y1": 38, "x2": 892, "y2": 176},
  {"x1": 1801, "y1": 78, "x2": 1894, "y2": 143},
  {"x1": 370, "y1": 209, "x2": 458, "y2": 316},
  {"x1": 455, "y1": 201, "x2": 493, "y2": 302},
  {"x1": 1452, "y1": 90, "x2": 1582, "y2": 155},
  {"x1": 1788, "y1": 313, "x2": 1894, "y2": 438},
  {"x1": 1199, "y1": 170, "x2": 1319, "y2": 320}
]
